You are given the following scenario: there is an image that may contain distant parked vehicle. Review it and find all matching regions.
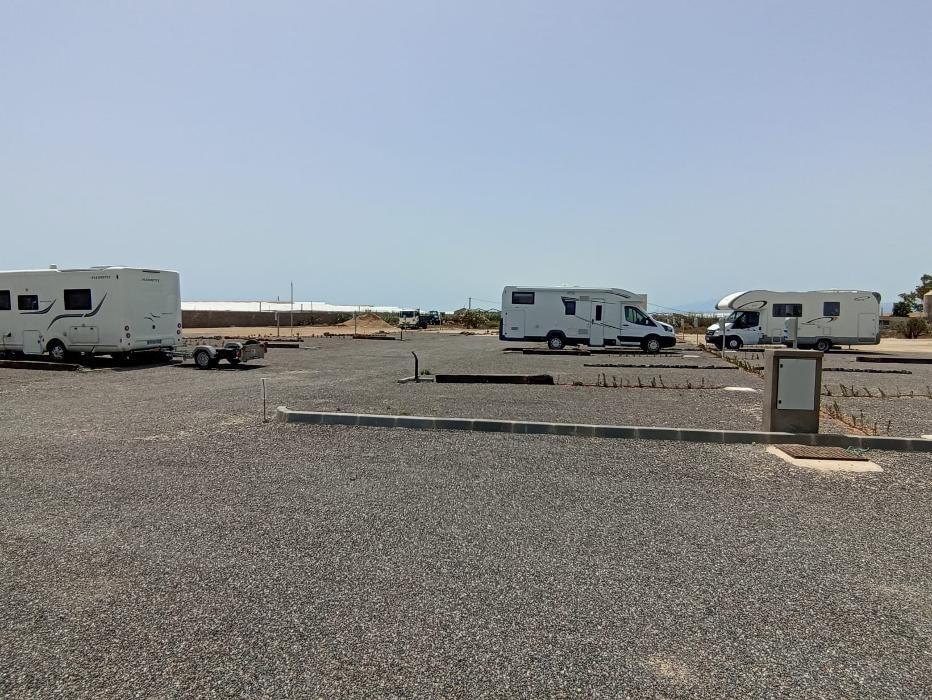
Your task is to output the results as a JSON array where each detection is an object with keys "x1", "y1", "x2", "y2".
[
  {"x1": 190, "y1": 340, "x2": 266, "y2": 369},
  {"x1": 398, "y1": 308, "x2": 441, "y2": 329},
  {"x1": 500, "y1": 286, "x2": 676, "y2": 352},
  {"x1": 399, "y1": 309, "x2": 422, "y2": 329},
  {"x1": 706, "y1": 290, "x2": 881, "y2": 351},
  {"x1": 0, "y1": 266, "x2": 182, "y2": 361}
]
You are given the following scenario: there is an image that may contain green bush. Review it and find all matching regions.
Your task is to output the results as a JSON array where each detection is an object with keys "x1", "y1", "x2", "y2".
[
  {"x1": 452, "y1": 308, "x2": 500, "y2": 329},
  {"x1": 903, "y1": 317, "x2": 928, "y2": 339}
]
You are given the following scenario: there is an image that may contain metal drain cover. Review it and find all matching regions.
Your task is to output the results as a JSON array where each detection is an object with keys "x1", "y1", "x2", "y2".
[{"x1": 776, "y1": 444, "x2": 868, "y2": 461}]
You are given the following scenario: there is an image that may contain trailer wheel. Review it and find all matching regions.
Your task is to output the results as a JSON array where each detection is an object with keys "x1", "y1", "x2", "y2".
[
  {"x1": 815, "y1": 338, "x2": 832, "y2": 353},
  {"x1": 194, "y1": 349, "x2": 213, "y2": 369},
  {"x1": 546, "y1": 333, "x2": 566, "y2": 350},
  {"x1": 725, "y1": 336, "x2": 743, "y2": 350},
  {"x1": 47, "y1": 340, "x2": 67, "y2": 362},
  {"x1": 641, "y1": 336, "x2": 662, "y2": 354}
]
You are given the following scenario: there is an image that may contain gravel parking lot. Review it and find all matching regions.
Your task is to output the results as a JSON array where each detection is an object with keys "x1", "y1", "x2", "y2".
[
  {"x1": 2, "y1": 334, "x2": 932, "y2": 697},
  {"x1": 726, "y1": 345, "x2": 932, "y2": 437}
]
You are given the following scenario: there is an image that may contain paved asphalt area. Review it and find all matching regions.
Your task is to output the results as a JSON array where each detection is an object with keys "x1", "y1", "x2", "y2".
[{"x1": 2, "y1": 335, "x2": 931, "y2": 696}]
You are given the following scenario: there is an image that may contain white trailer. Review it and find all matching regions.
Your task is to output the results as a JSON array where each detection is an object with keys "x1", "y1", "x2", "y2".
[
  {"x1": 706, "y1": 289, "x2": 881, "y2": 351},
  {"x1": 500, "y1": 286, "x2": 677, "y2": 352},
  {"x1": 0, "y1": 266, "x2": 182, "y2": 361}
]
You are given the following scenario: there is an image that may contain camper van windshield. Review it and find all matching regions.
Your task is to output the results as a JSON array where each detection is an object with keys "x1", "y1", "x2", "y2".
[{"x1": 725, "y1": 311, "x2": 760, "y2": 329}]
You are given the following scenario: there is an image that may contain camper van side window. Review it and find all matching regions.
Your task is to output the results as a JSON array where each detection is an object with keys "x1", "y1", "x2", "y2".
[
  {"x1": 17, "y1": 295, "x2": 38, "y2": 311},
  {"x1": 64, "y1": 289, "x2": 92, "y2": 311},
  {"x1": 562, "y1": 298, "x2": 576, "y2": 315},
  {"x1": 823, "y1": 301, "x2": 840, "y2": 317},
  {"x1": 772, "y1": 303, "x2": 802, "y2": 318},
  {"x1": 512, "y1": 292, "x2": 535, "y2": 305},
  {"x1": 0, "y1": 291, "x2": 10, "y2": 311}
]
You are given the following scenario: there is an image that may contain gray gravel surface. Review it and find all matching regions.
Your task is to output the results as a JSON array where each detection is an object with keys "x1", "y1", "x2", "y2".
[
  {"x1": 2, "y1": 420, "x2": 932, "y2": 697},
  {"x1": 0, "y1": 335, "x2": 766, "y2": 433},
  {"x1": 727, "y1": 345, "x2": 932, "y2": 437},
  {"x1": 3, "y1": 334, "x2": 932, "y2": 697}
]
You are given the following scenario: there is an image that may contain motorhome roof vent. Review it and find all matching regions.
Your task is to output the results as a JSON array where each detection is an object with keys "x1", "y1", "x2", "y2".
[{"x1": 48, "y1": 264, "x2": 57, "y2": 269}]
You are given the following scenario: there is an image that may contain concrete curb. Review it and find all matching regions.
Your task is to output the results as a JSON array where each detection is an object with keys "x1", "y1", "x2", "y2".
[
  {"x1": 275, "y1": 407, "x2": 932, "y2": 452},
  {"x1": 0, "y1": 359, "x2": 82, "y2": 371}
]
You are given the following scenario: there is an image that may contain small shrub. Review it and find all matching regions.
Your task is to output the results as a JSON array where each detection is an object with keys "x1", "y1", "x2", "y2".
[{"x1": 903, "y1": 317, "x2": 928, "y2": 339}]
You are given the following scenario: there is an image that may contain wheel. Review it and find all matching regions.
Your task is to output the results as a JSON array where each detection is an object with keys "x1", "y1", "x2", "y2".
[
  {"x1": 194, "y1": 349, "x2": 213, "y2": 369},
  {"x1": 815, "y1": 338, "x2": 831, "y2": 353},
  {"x1": 546, "y1": 333, "x2": 566, "y2": 350},
  {"x1": 641, "y1": 336, "x2": 662, "y2": 354},
  {"x1": 47, "y1": 340, "x2": 67, "y2": 362},
  {"x1": 228, "y1": 359, "x2": 241, "y2": 366},
  {"x1": 725, "y1": 336, "x2": 743, "y2": 350}
]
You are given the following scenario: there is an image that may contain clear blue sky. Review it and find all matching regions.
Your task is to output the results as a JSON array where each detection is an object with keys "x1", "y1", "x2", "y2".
[{"x1": 2, "y1": 1, "x2": 930, "y2": 311}]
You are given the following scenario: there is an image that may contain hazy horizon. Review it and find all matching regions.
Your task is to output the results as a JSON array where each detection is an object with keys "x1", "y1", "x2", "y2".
[{"x1": 2, "y1": 1, "x2": 930, "y2": 312}]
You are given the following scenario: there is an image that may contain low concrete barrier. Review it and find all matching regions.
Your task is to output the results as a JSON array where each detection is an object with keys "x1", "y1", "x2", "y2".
[
  {"x1": 275, "y1": 407, "x2": 932, "y2": 452},
  {"x1": 0, "y1": 359, "x2": 82, "y2": 371},
  {"x1": 434, "y1": 374, "x2": 555, "y2": 384}
]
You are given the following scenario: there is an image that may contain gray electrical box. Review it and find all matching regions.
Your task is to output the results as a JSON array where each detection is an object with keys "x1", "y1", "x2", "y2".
[{"x1": 763, "y1": 349, "x2": 823, "y2": 433}]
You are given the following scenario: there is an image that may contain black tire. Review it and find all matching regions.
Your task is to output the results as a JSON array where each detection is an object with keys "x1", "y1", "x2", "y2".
[
  {"x1": 47, "y1": 340, "x2": 67, "y2": 362},
  {"x1": 725, "y1": 336, "x2": 743, "y2": 350},
  {"x1": 194, "y1": 349, "x2": 213, "y2": 369},
  {"x1": 546, "y1": 333, "x2": 566, "y2": 350},
  {"x1": 815, "y1": 338, "x2": 831, "y2": 353},
  {"x1": 641, "y1": 336, "x2": 662, "y2": 354},
  {"x1": 228, "y1": 358, "x2": 241, "y2": 366}
]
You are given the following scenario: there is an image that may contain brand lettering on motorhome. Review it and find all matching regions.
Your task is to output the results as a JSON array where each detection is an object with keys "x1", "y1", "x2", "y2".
[{"x1": 142, "y1": 278, "x2": 161, "y2": 283}]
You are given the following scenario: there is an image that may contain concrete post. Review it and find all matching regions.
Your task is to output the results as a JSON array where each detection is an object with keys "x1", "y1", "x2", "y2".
[{"x1": 762, "y1": 349, "x2": 823, "y2": 433}]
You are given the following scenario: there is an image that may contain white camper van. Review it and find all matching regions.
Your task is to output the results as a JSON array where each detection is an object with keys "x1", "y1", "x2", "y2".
[
  {"x1": 706, "y1": 290, "x2": 881, "y2": 351},
  {"x1": 0, "y1": 266, "x2": 182, "y2": 360},
  {"x1": 500, "y1": 286, "x2": 676, "y2": 352}
]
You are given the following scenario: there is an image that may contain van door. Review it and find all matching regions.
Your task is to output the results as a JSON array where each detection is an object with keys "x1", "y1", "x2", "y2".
[
  {"x1": 23, "y1": 330, "x2": 42, "y2": 355},
  {"x1": 504, "y1": 308, "x2": 525, "y2": 339},
  {"x1": 590, "y1": 302, "x2": 604, "y2": 347},
  {"x1": 858, "y1": 313, "x2": 877, "y2": 341},
  {"x1": 620, "y1": 305, "x2": 652, "y2": 345}
]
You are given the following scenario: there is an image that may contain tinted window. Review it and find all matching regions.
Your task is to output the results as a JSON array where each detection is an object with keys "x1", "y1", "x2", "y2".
[
  {"x1": 0, "y1": 290, "x2": 9, "y2": 311},
  {"x1": 772, "y1": 303, "x2": 802, "y2": 317},
  {"x1": 511, "y1": 292, "x2": 535, "y2": 305},
  {"x1": 823, "y1": 301, "x2": 840, "y2": 316},
  {"x1": 732, "y1": 311, "x2": 760, "y2": 329},
  {"x1": 562, "y1": 298, "x2": 576, "y2": 315},
  {"x1": 624, "y1": 306, "x2": 654, "y2": 326},
  {"x1": 17, "y1": 295, "x2": 38, "y2": 311},
  {"x1": 595, "y1": 305, "x2": 603, "y2": 321},
  {"x1": 64, "y1": 289, "x2": 92, "y2": 311}
]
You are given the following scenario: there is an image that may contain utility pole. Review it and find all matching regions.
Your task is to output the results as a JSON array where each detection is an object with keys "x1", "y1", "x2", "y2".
[
  {"x1": 468, "y1": 297, "x2": 471, "y2": 310},
  {"x1": 290, "y1": 281, "x2": 294, "y2": 335}
]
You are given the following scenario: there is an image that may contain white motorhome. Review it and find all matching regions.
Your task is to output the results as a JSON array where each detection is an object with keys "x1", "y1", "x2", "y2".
[
  {"x1": 706, "y1": 289, "x2": 881, "y2": 351},
  {"x1": 0, "y1": 266, "x2": 182, "y2": 360},
  {"x1": 500, "y1": 286, "x2": 676, "y2": 352}
]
